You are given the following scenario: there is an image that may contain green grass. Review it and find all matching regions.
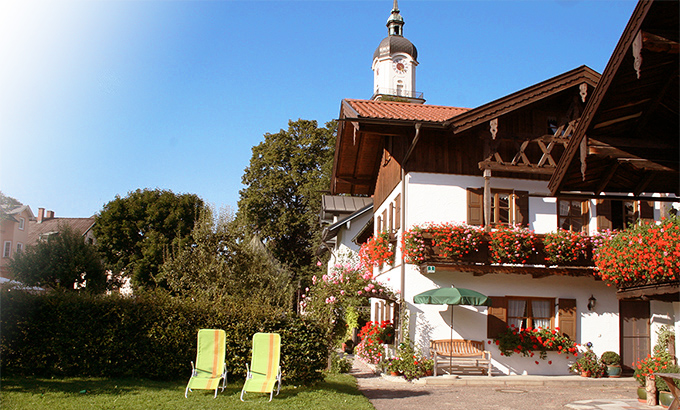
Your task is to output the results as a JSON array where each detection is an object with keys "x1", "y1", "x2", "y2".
[{"x1": 1, "y1": 373, "x2": 374, "y2": 410}]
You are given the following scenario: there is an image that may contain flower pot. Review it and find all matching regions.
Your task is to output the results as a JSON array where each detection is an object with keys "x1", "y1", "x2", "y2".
[
  {"x1": 659, "y1": 391, "x2": 673, "y2": 408},
  {"x1": 637, "y1": 387, "x2": 646, "y2": 403},
  {"x1": 390, "y1": 371, "x2": 400, "y2": 376},
  {"x1": 424, "y1": 370, "x2": 433, "y2": 377},
  {"x1": 581, "y1": 371, "x2": 592, "y2": 378},
  {"x1": 606, "y1": 364, "x2": 622, "y2": 378}
]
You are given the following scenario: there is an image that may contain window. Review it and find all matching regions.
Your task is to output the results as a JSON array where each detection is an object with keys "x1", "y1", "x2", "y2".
[
  {"x1": 18, "y1": 217, "x2": 25, "y2": 230},
  {"x1": 507, "y1": 298, "x2": 553, "y2": 330},
  {"x1": 16, "y1": 243, "x2": 23, "y2": 253},
  {"x1": 3, "y1": 241, "x2": 11, "y2": 258},
  {"x1": 596, "y1": 199, "x2": 654, "y2": 231},
  {"x1": 488, "y1": 297, "x2": 576, "y2": 339},
  {"x1": 467, "y1": 188, "x2": 529, "y2": 227},
  {"x1": 558, "y1": 199, "x2": 589, "y2": 232}
]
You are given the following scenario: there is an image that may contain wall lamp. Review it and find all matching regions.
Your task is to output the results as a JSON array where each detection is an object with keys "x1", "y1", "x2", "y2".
[{"x1": 587, "y1": 295, "x2": 597, "y2": 311}]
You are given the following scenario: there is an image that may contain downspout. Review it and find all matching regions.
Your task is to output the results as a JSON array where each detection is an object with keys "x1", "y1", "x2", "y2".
[{"x1": 399, "y1": 122, "x2": 421, "y2": 341}]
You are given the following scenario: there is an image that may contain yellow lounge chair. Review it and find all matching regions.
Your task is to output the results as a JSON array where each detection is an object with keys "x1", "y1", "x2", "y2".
[
  {"x1": 185, "y1": 329, "x2": 227, "y2": 398},
  {"x1": 240, "y1": 332, "x2": 281, "y2": 402}
]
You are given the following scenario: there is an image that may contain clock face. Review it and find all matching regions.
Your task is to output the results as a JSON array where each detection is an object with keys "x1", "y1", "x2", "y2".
[{"x1": 392, "y1": 58, "x2": 408, "y2": 74}]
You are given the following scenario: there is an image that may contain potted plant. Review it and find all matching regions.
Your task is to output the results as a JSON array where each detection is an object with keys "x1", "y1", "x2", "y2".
[
  {"x1": 600, "y1": 351, "x2": 621, "y2": 378},
  {"x1": 419, "y1": 358, "x2": 434, "y2": 377},
  {"x1": 568, "y1": 347, "x2": 605, "y2": 378}
]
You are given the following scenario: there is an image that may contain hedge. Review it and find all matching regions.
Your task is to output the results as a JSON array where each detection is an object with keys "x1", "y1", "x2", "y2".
[{"x1": 0, "y1": 288, "x2": 326, "y2": 384}]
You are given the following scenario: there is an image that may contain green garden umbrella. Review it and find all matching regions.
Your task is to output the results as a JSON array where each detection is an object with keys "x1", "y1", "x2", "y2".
[{"x1": 414, "y1": 287, "x2": 492, "y2": 373}]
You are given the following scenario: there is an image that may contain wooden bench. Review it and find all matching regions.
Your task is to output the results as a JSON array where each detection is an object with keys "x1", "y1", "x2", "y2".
[{"x1": 429, "y1": 339, "x2": 492, "y2": 376}]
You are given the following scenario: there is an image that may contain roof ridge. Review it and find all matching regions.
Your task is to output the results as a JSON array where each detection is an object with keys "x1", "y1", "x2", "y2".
[{"x1": 344, "y1": 98, "x2": 470, "y2": 111}]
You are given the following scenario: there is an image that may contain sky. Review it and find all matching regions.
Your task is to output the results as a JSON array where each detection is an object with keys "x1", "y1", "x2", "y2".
[{"x1": 0, "y1": 0, "x2": 638, "y2": 218}]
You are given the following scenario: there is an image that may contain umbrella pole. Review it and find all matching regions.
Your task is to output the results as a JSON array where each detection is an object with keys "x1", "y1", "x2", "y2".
[{"x1": 449, "y1": 306, "x2": 453, "y2": 374}]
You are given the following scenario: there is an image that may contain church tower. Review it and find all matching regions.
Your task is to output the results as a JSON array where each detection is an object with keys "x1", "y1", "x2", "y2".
[{"x1": 372, "y1": 0, "x2": 423, "y2": 103}]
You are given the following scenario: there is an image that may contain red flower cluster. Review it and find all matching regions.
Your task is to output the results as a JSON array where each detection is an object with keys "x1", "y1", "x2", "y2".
[
  {"x1": 493, "y1": 326, "x2": 578, "y2": 360},
  {"x1": 594, "y1": 216, "x2": 680, "y2": 287},
  {"x1": 489, "y1": 226, "x2": 536, "y2": 264},
  {"x1": 543, "y1": 229, "x2": 591, "y2": 265},
  {"x1": 633, "y1": 354, "x2": 680, "y2": 390},
  {"x1": 401, "y1": 226, "x2": 427, "y2": 264},
  {"x1": 429, "y1": 222, "x2": 484, "y2": 258},
  {"x1": 359, "y1": 232, "x2": 395, "y2": 269},
  {"x1": 355, "y1": 321, "x2": 394, "y2": 364}
]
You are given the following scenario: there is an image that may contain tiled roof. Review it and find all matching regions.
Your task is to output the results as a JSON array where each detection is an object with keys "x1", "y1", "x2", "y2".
[
  {"x1": 28, "y1": 217, "x2": 95, "y2": 244},
  {"x1": 344, "y1": 99, "x2": 469, "y2": 122}
]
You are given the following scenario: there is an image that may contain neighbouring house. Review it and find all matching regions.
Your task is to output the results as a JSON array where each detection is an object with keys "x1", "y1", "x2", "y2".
[
  {"x1": 320, "y1": 195, "x2": 373, "y2": 265},
  {"x1": 327, "y1": 0, "x2": 678, "y2": 376},
  {"x1": 0, "y1": 204, "x2": 35, "y2": 279},
  {"x1": 28, "y1": 208, "x2": 96, "y2": 245}
]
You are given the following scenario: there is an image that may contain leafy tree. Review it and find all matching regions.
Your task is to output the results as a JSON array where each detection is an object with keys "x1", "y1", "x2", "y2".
[
  {"x1": 93, "y1": 188, "x2": 205, "y2": 290},
  {"x1": 0, "y1": 191, "x2": 22, "y2": 208},
  {"x1": 237, "y1": 119, "x2": 336, "y2": 283},
  {"x1": 8, "y1": 224, "x2": 107, "y2": 292},
  {"x1": 156, "y1": 206, "x2": 294, "y2": 308}
]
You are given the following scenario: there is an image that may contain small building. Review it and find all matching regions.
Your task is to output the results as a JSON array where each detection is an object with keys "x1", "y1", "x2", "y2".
[{"x1": 0, "y1": 204, "x2": 35, "y2": 279}]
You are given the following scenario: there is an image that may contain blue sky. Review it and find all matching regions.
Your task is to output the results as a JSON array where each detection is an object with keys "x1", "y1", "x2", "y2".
[{"x1": 0, "y1": 0, "x2": 637, "y2": 217}]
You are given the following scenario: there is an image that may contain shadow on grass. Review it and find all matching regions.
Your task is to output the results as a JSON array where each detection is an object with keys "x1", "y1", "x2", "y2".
[{"x1": 1, "y1": 377, "x2": 183, "y2": 396}]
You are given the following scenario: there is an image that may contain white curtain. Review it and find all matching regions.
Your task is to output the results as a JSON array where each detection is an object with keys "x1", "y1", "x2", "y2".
[
  {"x1": 508, "y1": 300, "x2": 527, "y2": 329},
  {"x1": 532, "y1": 300, "x2": 551, "y2": 329}
]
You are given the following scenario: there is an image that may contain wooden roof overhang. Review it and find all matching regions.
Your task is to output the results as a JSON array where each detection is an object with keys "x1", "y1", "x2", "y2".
[
  {"x1": 330, "y1": 100, "x2": 457, "y2": 195},
  {"x1": 447, "y1": 66, "x2": 601, "y2": 178},
  {"x1": 549, "y1": 0, "x2": 679, "y2": 197}
]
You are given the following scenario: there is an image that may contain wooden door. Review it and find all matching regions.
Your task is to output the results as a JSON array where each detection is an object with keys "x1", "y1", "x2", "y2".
[{"x1": 620, "y1": 300, "x2": 650, "y2": 373}]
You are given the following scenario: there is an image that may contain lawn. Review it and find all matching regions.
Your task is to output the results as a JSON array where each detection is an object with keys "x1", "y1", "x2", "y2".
[{"x1": 1, "y1": 373, "x2": 374, "y2": 410}]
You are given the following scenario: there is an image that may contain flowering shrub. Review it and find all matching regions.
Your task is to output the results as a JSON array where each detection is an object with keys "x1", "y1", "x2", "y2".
[
  {"x1": 301, "y1": 253, "x2": 395, "y2": 349},
  {"x1": 493, "y1": 326, "x2": 579, "y2": 360},
  {"x1": 382, "y1": 337, "x2": 429, "y2": 381},
  {"x1": 355, "y1": 321, "x2": 393, "y2": 364},
  {"x1": 594, "y1": 215, "x2": 680, "y2": 287},
  {"x1": 430, "y1": 222, "x2": 484, "y2": 258},
  {"x1": 543, "y1": 229, "x2": 591, "y2": 265},
  {"x1": 401, "y1": 226, "x2": 427, "y2": 264},
  {"x1": 489, "y1": 226, "x2": 537, "y2": 264},
  {"x1": 633, "y1": 353, "x2": 680, "y2": 390},
  {"x1": 359, "y1": 232, "x2": 395, "y2": 269}
]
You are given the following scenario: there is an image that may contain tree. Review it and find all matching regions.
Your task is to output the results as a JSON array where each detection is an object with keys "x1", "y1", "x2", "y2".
[
  {"x1": 8, "y1": 224, "x2": 107, "y2": 292},
  {"x1": 237, "y1": 119, "x2": 336, "y2": 282},
  {"x1": 0, "y1": 191, "x2": 22, "y2": 208},
  {"x1": 93, "y1": 188, "x2": 205, "y2": 290},
  {"x1": 155, "y1": 206, "x2": 294, "y2": 308}
]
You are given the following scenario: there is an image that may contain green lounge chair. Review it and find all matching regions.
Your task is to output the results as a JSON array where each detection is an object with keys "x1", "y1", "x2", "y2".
[
  {"x1": 240, "y1": 332, "x2": 281, "y2": 402},
  {"x1": 185, "y1": 329, "x2": 227, "y2": 398}
]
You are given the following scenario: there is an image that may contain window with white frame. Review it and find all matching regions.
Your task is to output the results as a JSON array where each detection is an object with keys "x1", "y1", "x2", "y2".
[
  {"x1": 3, "y1": 241, "x2": 11, "y2": 258},
  {"x1": 16, "y1": 243, "x2": 23, "y2": 254},
  {"x1": 507, "y1": 297, "x2": 554, "y2": 330},
  {"x1": 19, "y1": 217, "x2": 25, "y2": 230}
]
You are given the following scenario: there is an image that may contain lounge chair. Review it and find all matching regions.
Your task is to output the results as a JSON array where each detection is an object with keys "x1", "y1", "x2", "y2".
[
  {"x1": 240, "y1": 332, "x2": 282, "y2": 402},
  {"x1": 185, "y1": 329, "x2": 227, "y2": 398}
]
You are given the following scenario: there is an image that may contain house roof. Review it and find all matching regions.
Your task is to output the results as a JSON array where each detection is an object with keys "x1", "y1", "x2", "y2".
[
  {"x1": 331, "y1": 67, "x2": 601, "y2": 196},
  {"x1": 343, "y1": 99, "x2": 469, "y2": 123},
  {"x1": 321, "y1": 195, "x2": 373, "y2": 216},
  {"x1": 321, "y1": 203, "x2": 374, "y2": 244},
  {"x1": 448, "y1": 66, "x2": 600, "y2": 134},
  {"x1": 28, "y1": 217, "x2": 96, "y2": 244},
  {"x1": 1, "y1": 205, "x2": 35, "y2": 222},
  {"x1": 549, "y1": 0, "x2": 679, "y2": 196}
]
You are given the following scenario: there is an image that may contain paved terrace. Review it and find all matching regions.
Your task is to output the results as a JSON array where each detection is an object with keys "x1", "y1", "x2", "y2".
[{"x1": 350, "y1": 356, "x2": 662, "y2": 410}]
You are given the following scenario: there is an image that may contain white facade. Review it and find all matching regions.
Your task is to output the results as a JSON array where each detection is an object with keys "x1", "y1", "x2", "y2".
[{"x1": 367, "y1": 171, "x2": 677, "y2": 375}]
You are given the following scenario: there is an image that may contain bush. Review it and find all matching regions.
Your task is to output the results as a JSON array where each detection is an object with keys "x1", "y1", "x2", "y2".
[
  {"x1": 0, "y1": 288, "x2": 326, "y2": 385},
  {"x1": 600, "y1": 351, "x2": 621, "y2": 365}
]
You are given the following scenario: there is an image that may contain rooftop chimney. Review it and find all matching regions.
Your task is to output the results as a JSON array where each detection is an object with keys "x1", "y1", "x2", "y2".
[
  {"x1": 38, "y1": 208, "x2": 45, "y2": 223},
  {"x1": 45, "y1": 210, "x2": 55, "y2": 220}
]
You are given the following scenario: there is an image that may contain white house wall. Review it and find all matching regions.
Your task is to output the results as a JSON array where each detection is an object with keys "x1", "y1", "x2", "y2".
[
  {"x1": 369, "y1": 171, "x2": 631, "y2": 376},
  {"x1": 327, "y1": 210, "x2": 373, "y2": 268}
]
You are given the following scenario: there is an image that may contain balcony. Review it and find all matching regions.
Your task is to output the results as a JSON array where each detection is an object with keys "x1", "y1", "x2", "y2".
[
  {"x1": 371, "y1": 88, "x2": 425, "y2": 102},
  {"x1": 409, "y1": 232, "x2": 596, "y2": 278}
]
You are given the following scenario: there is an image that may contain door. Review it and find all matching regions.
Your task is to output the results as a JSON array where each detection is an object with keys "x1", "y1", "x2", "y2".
[{"x1": 620, "y1": 300, "x2": 650, "y2": 373}]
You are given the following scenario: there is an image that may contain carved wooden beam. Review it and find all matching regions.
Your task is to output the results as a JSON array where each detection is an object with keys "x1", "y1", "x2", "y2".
[{"x1": 594, "y1": 162, "x2": 619, "y2": 195}]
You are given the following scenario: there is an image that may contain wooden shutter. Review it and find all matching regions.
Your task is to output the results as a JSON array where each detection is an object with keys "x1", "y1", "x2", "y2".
[
  {"x1": 394, "y1": 195, "x2": 401, "y2": 230},
  {"x1": 639, "y1": 201, "x2": 654, "y2": 221},
  {"x1": 467, "y1": 188, "x2": 484, "y2": 226},
  {"x1": 596, "y1": 200, "x2": 612, "y2": 231},
  {"x1": 487, "y1": 296, "x2": 508, "y2": 338},
  {"x1": 558, "y1": 298, "x2": 577, "y2": 340},
  {"x1": 388, "y1": 203, "x2": 394, "y2": 232},
  {"x1": 514, "y1": 191, "x2": 529, "y2": 227}
]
